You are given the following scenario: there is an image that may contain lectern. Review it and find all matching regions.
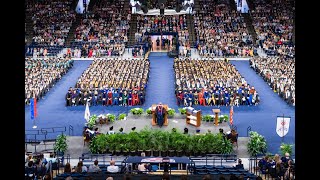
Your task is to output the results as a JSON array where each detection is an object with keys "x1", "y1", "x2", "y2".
[
  {"x1": 212, "y1": 109, "x2": 220, "y2": 126},
  {"x1": 151, "y1": 104, "x2": 169, "y2": 126}
]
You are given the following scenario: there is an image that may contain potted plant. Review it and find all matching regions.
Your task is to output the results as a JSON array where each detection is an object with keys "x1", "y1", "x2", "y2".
[
  {"x1": 219, "y1": 115, "x2": 229, "y2": 123},
  {"x1": 280, "y1": 143, "x2": 294, "y2": 156},
  {"x1": 178, "y1": 108, "x2": 187, "y2": 115},
  {"x1": 118, "y1": 113, "x2": 126, "y2": 120},
  {"x1": 202, "y1": 115, "x2": 212, "y2": 122},
  {"x1": 54, "y1": 134, "x2": 68, "y2": 156},
  {"x1": 247, "y1": 131, "x2": 267, "y2": 157},
  {"x1": 146, "y1": 108, "x2": 152, "y2": 115},
  {"x1": 88, "y1": 115, "x2": 98, "y2": 129},
  {"x1": 130, "y1": 108, "x2": 144, "y2": 115},
  {"x1": 167, "y1": 108, "x2": 176, "y2": 118},
  {"x1": 89, "y1": 134, "x2": 108, "y2": 154},
  {"x1": 107, "y1": 114, "x2": 116, "y2": 123}
]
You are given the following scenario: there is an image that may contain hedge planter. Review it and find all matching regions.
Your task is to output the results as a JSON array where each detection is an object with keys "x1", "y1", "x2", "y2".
[
  {"x1": 145, "y1": 150, "x2": 152, "y2": 157},
  {"x1": 176, "y1": 150, "x2": 183, "y2": 157},
  {"x1": 153, "y1": 150, "x2": 160, "y2": 157},
  {"x1": 168, "y1": 150, "x2": 175, "y2": 157},
  {"x1": 161, "y1": 151, "x2": 168, "y2": 157}
]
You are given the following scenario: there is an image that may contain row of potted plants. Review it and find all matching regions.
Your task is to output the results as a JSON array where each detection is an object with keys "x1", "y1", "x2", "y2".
[
  {"x1": 89, "y1": 127, "x2": 233, "y2": 156},
  {"x1": 87, "y1": 113, "x2": 126, "y2": 129}
]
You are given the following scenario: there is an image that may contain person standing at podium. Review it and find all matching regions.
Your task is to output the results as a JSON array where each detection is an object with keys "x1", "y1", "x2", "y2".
[{"x1": 155, "y1": 102, "x2": 166, "y2": 127}]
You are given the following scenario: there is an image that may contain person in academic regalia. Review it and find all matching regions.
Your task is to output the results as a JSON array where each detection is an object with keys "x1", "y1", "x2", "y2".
[
  {"x1": 66, "y1": 90, "x2": 72, "y2": 106},
  {"x1": 177, "y1": 90, "x2": 184, "y2": 106},
  {"x1": 102, "y1": 91, "x2": 107, "y2": 106},
  {"x1": 113, "y1": 90, "x2": 119, "y2": 106},
  {"x1": 122, "y1": 90, "x2": 128, "y2": 106},
  {"x1": 132, "y1": 91, "x2": 139, "y2": 106},
  {"x1": 155, "y1": 102, "x2": 166, "y2": 127},
  {"x1": 138, "y1": 90, "x2": 145, "y2": 105},
  {"x1": 198, "y1": 89, "x2": 205, "y2": 106},
  {"x1": 119, "y1": 89, "x2": 123, "y2": 106},
  {"x1": 128, "y1": 91, "x2": 133, "y2": 106},
  {"x1": 107, "y1": 89, "x2": 113, "y2": 106},
  {"x1": 156, "y1": 37, "x2": 160, "y2": 46}
]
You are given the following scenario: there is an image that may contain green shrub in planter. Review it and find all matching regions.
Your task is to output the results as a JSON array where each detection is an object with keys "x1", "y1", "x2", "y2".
[
  {"x1": 247, "y1": 131, "x2": 267, "y2": 156},
  {"x1": 146, "y1": 108, "x2": 152, "y2": 115},
  {"x1": 89, "y1": 134, "x2": 108, "y2": 154},
  {"x1": 107, "y1": 114, "x2": 116, "y2": 123},
  {"x1": 218, "y1": 115, "x2": 229, "y2": 123},
  {"x1": 167, "y1": 108, "x2": 175, "y2": 117},
  {"x1": 178, "y1": 108, "x2": 187, "y2": 115},
  {"x1": 130, "y1": 108, "x2": 144, "y2": 115},
  {"x1": 202, "y1": 115, "x2": 213, "y2": 122},
  {"x1": 54, "y1": 134, "x2": 68, "y2": 154},
  {"x1": 118, "y1": 113, "x2": 126, "y2": 120},
  {"x1": 88, "y1": 115, "x2": 98, "y2": 129},
  {"x1": 280, "y1": 143, "x2": 294, "y2": 156}
]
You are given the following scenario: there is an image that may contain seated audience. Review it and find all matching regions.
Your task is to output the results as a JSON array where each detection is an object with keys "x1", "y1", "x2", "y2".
[
  {"x1": 174, "y1": 58, "x2": 258, "y2": 106},
  {"x1": 66, "y1": 58, "x2": 149, "y2": 106},
  {"x1": 107, "y1": 160, "x2": 119, "y2": 173},
  {"x1": 88, "y1": 160, "x2": 102, "y2": 173},
  {"x1": 250, "y1": 56, "x2": 294, "y2": 106}
]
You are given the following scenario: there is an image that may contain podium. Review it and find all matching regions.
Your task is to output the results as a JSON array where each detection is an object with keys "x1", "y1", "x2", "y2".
[
  {"x1": 186, "y1": 107, "x2": 201, "y2": 127},
  {"x1": 151, "y1": 104, "x2": 169, "y2": 126},
  {"x1": 212, "y1": 109, "x2": 220, "y2": 126}
]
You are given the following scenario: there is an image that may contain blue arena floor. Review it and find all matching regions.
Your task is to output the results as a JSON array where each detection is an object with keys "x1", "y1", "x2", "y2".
[{"x1": 25, "y1": 54, "x2": 295, "y2": 154}]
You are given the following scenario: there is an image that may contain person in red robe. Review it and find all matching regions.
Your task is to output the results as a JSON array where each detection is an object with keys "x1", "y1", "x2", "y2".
[{"x1": 107, "y1": 89, "x2": 113, "y2": 106}]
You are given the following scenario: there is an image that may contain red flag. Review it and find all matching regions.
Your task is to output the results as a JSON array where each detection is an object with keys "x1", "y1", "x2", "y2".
[
  {"x1": 34, "y1": 98, "x2": 37, "y2": 118},
  {"x1": 229, "y1": 106, "x2": 233, "y2": 125}
]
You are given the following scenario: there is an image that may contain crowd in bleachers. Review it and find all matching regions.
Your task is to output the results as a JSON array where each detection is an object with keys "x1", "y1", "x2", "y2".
[
  {"x1": 251, "y1": 0, "x2": 295, "y2": 57},
  {"x1": 174, "y1": 58, "x2": 259, "y2": 106},
  {"x1": 136, "y1": 14, "x2": 190, "y2": 56},
  {"x1": 26, "y1": 0, "x2": 76, "y2": 46},
  {"x1": 66, "y1": 58, "x2": 149, "y2": 106},
  {"x1": 25, "y1": 57, "x2": 74, "y2": 105},
  {"x1": 250, "y1": 56, "x2": 295, "y2": 106},
  {"x1": 194, "y1": 3, "x2": 254, "y2": 58},
  {"x1": 69, "y1": 0, "x2": 130, "y2": 58},
  {"x1": 146, "y1": 0, "x2": 178, "y2": 9}
]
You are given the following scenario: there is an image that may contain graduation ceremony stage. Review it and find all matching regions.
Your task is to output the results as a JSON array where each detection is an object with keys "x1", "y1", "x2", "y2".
[{"x1": 25, "y1": 52, "x2": 295, "y2": 154}]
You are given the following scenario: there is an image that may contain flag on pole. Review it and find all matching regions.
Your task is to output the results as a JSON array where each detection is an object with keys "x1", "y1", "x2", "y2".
[
  {"x1": 84, "y1": 101, "x2": 90, "y2": 122},
  {"x1": 30, "y1": 98, "x2": 34, "y2": 120},
  {"x1": 34, "y1": 98, "x2": 37, "y2": 118},
  {"x1": 230, "y1": 105, "x2": 234, "y2": 125}
]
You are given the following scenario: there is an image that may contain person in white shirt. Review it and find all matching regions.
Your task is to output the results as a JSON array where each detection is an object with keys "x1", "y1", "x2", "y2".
[{"x1": 107, "y1": 160, "x2": 119, "y2": 173}]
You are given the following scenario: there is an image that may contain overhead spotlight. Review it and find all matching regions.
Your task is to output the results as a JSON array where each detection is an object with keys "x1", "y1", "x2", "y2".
[
  {"x1": 131, "y1": 127, "x2": 136, "y2": 131},
  {"x1": 184, "y1": 128, "x2": 188, "y2": 134}
]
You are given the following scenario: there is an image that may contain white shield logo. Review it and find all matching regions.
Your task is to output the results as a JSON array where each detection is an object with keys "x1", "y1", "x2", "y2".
[{"x1": 276, "y1": 117, "x2": 290, "y2": 137}]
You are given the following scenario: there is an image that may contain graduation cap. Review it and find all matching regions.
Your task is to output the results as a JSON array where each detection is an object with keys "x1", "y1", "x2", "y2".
[
  {"x1": 109, "y1": 126, "x2": 114, "y2": 131},
  {"x1": 131, "y1": 127, "x2": 136, "y2": 131}
]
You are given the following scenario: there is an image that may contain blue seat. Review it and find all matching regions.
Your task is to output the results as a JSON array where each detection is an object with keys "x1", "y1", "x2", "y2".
[
  {"x1": 208, "y1": 172, "x2": 219, "y2": 175},
  {"x1": 215, "y1": 166, "x2": 225, "y2": 169}
]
